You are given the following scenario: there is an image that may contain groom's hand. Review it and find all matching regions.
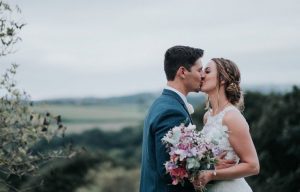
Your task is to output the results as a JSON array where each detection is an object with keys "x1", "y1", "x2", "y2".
[
  {"x1": 215, "y1": 152, "x2": 236, "y2": 169},
  {"x1": 193, "y1": 171, "x2": 213, "y2": 189}
]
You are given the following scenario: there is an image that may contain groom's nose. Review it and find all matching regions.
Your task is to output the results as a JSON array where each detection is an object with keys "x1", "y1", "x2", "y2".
[{"x1": 200, "y1": 71, "x2": 205, "y2": 79}]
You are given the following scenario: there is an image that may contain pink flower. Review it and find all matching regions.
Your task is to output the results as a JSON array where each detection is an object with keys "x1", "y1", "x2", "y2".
[{"x1": 169, "y1": 167, "x2": 188, "y2": 178}]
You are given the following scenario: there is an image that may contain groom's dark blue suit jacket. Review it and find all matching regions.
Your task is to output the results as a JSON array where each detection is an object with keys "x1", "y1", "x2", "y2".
[{"x1": 140, "y1": 89, "x2": 195, "y2": 192}]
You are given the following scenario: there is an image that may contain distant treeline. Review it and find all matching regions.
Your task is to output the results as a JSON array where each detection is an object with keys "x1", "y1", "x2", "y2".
[
  {"x1": 33, "y1": 93, "x2": 159, "y2": 106},
  {"x1": 33, "y1": 84, "x2": 297, "y2": 106}
]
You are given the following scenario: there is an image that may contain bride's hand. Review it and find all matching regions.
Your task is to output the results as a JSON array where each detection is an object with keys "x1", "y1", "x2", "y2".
[{"x1": 215, "y1": 152, "x2": 236, "y2": 169}]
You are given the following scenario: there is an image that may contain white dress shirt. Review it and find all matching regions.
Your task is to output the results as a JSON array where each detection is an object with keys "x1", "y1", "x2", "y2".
[{"x1": 165, "y1": 86, "x2": 194, "y2": 114}]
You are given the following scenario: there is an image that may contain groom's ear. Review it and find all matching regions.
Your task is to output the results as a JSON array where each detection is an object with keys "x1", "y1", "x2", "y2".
[{"x1": 177, "y1": 66, "x2": 186, "y2": 79}]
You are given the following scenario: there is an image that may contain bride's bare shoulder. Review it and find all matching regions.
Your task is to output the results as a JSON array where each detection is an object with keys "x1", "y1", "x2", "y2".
[{"x1": 223, "y1": 108, "x2": 249, "y2": 131}]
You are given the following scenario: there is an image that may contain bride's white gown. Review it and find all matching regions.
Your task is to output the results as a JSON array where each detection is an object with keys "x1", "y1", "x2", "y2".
[{"x1": 201, "y1": 106, "x2": 252, "y2": 192}]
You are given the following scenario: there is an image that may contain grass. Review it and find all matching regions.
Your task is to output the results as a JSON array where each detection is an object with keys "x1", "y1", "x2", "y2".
[{"x1": 31, "y1": 103, "x2": 147, "y2": 133}]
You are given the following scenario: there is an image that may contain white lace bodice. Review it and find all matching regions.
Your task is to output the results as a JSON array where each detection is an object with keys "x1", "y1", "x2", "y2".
[{"x1": 201, "y1": 105, "x2": 240, "y2": 162}]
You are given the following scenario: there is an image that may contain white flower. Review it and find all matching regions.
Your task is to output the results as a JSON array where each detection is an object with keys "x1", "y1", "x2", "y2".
[
  {"x1": 162, "y1": 137, "x2": 177, "y2": 145},
  {"x1": 162, "y1": 125, "x2": 182, "y2": 145},
  {"x1": 185, "y1": 123, "x2": 196, "y2": 131},
  {"x1": 186, "y1": 157, "x2": 200, "y2": 170},
  {"x1": 174, "y1": 149, "x2": 188, "y2": 161}
]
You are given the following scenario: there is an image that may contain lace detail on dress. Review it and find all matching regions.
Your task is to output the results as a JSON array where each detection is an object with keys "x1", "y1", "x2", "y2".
[{"x1": 201, "y1": 105, "x2": 240, "y2": 162}]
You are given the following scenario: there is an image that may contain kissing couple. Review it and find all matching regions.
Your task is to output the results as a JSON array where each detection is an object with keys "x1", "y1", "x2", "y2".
[{"x1": 140, "y1": 45, "x2": 260, "y2": 192}]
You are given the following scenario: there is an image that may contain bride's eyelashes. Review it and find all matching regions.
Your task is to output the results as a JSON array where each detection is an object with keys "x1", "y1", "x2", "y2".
[{"x1": 205, "y1": 68, "x2": 211, "y2": 74}]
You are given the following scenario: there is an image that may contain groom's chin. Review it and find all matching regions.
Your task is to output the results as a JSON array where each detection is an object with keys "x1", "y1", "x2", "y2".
[
  {"x1": 198, "y1": 87, "x2": 205, "y2": 93},
  {"x1": 193, "y1": 88, "x2": 201, "y2": 93}
]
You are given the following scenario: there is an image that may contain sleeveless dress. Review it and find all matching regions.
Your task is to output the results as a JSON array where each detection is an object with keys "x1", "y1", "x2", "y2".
[{"x1": 201, "y1": 106, "x2": 252, "y2": 192}]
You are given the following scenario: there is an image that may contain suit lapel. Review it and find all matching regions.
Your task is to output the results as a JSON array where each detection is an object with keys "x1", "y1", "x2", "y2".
[{"x1": 162, "y1": 89, "x2": 194, "y2": 124}]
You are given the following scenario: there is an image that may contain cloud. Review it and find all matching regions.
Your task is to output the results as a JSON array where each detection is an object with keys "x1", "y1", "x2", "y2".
[{"x1": 5, "y1": 0, "x2": 300, "y2": 99}]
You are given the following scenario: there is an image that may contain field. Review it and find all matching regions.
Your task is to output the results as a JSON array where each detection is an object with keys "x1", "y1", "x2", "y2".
[{"x1": 32, "y1": 103, "x2": 147, "y2": 133}]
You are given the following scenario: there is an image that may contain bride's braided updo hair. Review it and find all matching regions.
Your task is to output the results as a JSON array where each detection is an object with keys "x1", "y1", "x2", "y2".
[{"x1": 211, "y1": 58, "x2": 244, "y2": 111}]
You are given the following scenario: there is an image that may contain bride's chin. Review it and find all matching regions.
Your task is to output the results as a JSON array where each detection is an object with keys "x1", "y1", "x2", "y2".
[
  {"x1": 200, "y1": 86, "x2": 207, "y2": 93},
  {"x1": 201, "y1": 87, "x2": 209, "y2": 94}
]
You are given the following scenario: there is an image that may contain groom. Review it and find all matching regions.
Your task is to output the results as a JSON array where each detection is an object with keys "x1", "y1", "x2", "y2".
[{"x1": 139, "y1": 45, "x2": 204, "y2": 192}]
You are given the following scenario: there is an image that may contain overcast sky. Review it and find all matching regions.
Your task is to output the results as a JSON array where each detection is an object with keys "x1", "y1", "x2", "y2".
[{"x1": 2, "y1": 0, "x2": 300, "y2": 100}]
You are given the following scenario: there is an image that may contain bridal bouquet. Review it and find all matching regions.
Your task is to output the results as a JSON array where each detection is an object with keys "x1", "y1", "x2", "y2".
[{"x1": 162, "y1": 123, "x2": 217, "y2": 187}]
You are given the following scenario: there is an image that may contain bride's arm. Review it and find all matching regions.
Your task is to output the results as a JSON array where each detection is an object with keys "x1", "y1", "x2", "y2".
[{"x1": 197, "y1": 110, "x2": 259, "y2": 185}]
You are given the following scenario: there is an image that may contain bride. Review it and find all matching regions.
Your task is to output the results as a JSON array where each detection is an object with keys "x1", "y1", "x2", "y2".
[{"x1": 194, "y1": 58, "x2": 260, "y2": 192}]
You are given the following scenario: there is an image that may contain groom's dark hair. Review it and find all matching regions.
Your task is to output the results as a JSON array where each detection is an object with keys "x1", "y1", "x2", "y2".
[{"x1": 164, "y1": 45, "x2": 204, "y2": 81}]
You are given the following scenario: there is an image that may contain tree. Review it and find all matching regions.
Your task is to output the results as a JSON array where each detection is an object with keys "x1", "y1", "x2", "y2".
[
  {"x1": 0, "y1": 1, "x2": 74, "y2": 191},
  {"x1": 0, "y1": 1, "x2": 23, "y2": 57},
  {"x1": 245, "y1": 87, "x2": 300, "y2": 192}
]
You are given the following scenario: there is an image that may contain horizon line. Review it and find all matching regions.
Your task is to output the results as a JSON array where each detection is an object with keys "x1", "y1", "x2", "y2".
[{"x1": 31, "y1": 83, "x2": 300, "y2": 101}]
